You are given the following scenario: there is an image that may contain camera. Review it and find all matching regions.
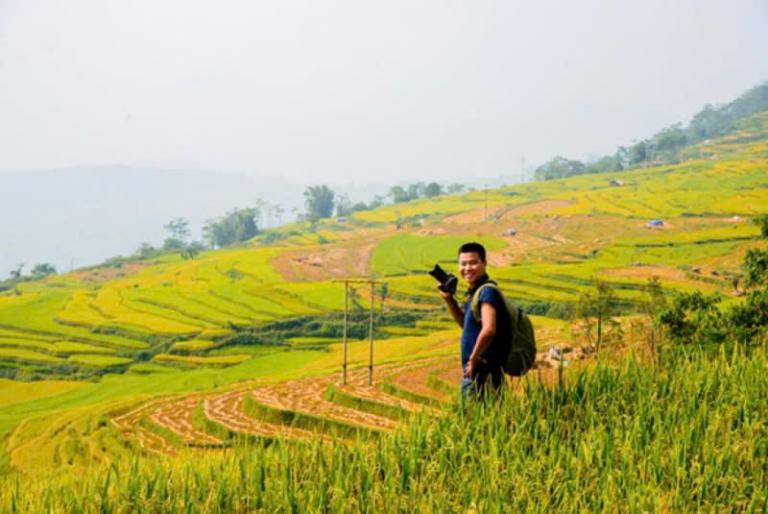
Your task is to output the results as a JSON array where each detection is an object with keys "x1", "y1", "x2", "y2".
[{"x1": 429, "y1": 264, "x2": 458, "y2": 295}]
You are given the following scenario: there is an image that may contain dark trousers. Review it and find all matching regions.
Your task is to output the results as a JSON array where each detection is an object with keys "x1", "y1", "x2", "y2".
[{"x1": 460, "y1": 362, "x2": 504, "y2": 399}]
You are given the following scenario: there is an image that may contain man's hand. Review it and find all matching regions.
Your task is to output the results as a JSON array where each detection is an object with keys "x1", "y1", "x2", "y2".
[
  {"x1": 437, "y1": 284, "x2": 453, "y2": 301},
  {"x1": 438, "y1": 284, "x2": 465, "y2": 328},
  {"x1": 464, "y1": 356, "x2": 487, "y2": 379}
]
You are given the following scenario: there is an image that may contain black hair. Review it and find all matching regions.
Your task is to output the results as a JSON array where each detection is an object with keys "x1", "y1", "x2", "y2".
[{"x1": 457, "y1": 242, "x2": 486, "y2": 262}]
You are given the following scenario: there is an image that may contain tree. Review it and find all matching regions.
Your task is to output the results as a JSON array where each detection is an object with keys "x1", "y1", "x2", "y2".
[
  {"x1": 627, "y1": 141, "x2": 648, "y2": 166},
  {"x1": 753, "y1": 214, "x2": 768, "y2": 239},
  {"x1": 335, "y1": 193, "x2": 352, "y2": 217},
  {"x1": 640, "y1": 277, "x2": 667, "y2": 362},
  {"x1": 163, "y1": 218, "x2": 190, "y2": 251},
  {"x1": 446, "y1": 183, "x2": 466, "y2": 194},
  {"x1": 424, "y1": 182, "x2": 443, "y2": 198},
  {"x1": 407, "y1": 182, "x2": 425, "y2": 200},
  {"x1": 652, "y1": 123, "x2": 687, "y2": 159},
  {"x1": 271, "y1": 205, "x2": 285, "y2": 226},
  {"x1": 203, "y1": 208, "x2": 260, "y2": 248},
  {"x1": 31, "y1": 263, "x2": 56, "y2": 278},
  {"x1": 658, "y1": 291, "x2": 725, "y2": 346},
  {"x1": 181, "y1": 241, "x2": 206, "y2": 260},
  {"x1": 368, "y1": 195, "x2": 385, "y2": 209},
  {"x1": 388, "y1": 186, "x2": 410, "y2": 203},
  {"x1": 9, "y1": 264, "x2": 24, "y2": 280},
  {"x1": 134, "y1": 243, "x2": 158, "y2": 260},
  {"x1": 303, "y1": 185, "x2": 335, "y2": 220},
  {"x1": 379, "y1": 282, "x2": 388, "y2": 314},
  {"x1": 585, "y1": 153, "x2": 624, "y2": 174},
  {"x1": 534, "y1": 156, "x2": 586, "y2": 181},
  {"x1": 576, "y1": 279, "x2": 617, "y2": 352},
  {"x1": 743, "y1": 248, "x2": 768, "y2": 289}
]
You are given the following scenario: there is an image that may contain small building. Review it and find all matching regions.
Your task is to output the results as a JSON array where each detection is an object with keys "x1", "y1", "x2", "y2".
[
  {"x1": 648, "y1": 219, "x2": 664, "y2": 227},
  {"x1": 505, "y1": 228, "x2": 518, "y2": 237},
  {"x1": 609, "y1": 179, "x2": 624, "y2": 187},
  {"x1": 336, "y1": 217, "x2": 347, "y2": 224}
]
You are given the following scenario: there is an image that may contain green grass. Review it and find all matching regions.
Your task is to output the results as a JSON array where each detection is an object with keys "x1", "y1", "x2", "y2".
[
  {"x1": 66, "y1": 354, "x2": 133, "y2": 367},
  {"x1": 371, "y1": 234, "x2": 506, "y2": 276},
  {"x1": 1, "y1": 347, "x2": 765, "y2": 511},
  {"x1": 153, "y1": 353, "x2": 252, "y2": 367},
  {"x1": 170, "y1": 339, "x2": 216, "y2": 352},
  {"x1": 0, "y1": 348, "x2": 62, "y2": 364}
]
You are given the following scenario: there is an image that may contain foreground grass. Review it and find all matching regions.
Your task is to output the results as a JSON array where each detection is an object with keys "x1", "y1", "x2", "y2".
[{"x1": 2, "y1": 345, "x2": 766, "y2": 512}]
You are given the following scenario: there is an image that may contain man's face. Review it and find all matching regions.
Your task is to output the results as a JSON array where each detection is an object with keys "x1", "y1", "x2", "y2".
[{"x1": 458, "y1": 252, "x2": 486, "y2": 287}]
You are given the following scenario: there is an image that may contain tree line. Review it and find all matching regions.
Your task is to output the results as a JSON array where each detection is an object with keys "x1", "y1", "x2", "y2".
[
  {"x1": 120, "y1": 180, "x2": 470, "y2": 264},
  {"x1": 535, "y1": 81, "x2": 768, "y2": 181}
]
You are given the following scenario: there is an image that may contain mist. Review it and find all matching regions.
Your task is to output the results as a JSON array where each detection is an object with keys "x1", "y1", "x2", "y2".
[{"x1": 0, "y1": 0, "x2": 767, "y2": 271}]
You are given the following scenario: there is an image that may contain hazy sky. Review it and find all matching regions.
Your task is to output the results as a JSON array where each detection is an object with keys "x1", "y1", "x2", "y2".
[{"x1": 1, "y1": 0, "x2": 767, "y2": 182}]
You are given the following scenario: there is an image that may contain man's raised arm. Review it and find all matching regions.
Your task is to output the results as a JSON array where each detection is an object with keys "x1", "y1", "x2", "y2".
[{"x1": 438, "y1": 287, "x2": 464, "y2": 327}]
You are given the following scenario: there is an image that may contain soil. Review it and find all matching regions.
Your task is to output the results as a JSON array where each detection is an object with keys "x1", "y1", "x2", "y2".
[{"x1": 273, "y1": 240, "x2": 377, "y2": 282}]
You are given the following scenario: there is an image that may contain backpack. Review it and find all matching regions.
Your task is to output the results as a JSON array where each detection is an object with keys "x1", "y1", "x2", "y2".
[{"x1": 471, "y1": 282, "x2": 537, "y2": 376}]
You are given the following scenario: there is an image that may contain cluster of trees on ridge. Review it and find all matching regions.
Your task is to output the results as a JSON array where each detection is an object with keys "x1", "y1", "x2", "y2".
[
  {"x1": 535, "y1": 81, "x2": 768, "y2": 180},
  {"x1": 0, "y1": 176, "x2": 471, "y2": 283},
  {"x1": 301, "y1": 182, "x2": 467, "y2": 221}
]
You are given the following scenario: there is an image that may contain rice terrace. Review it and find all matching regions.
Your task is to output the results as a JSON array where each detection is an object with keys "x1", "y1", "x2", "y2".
[
  {"x1": 0, "y1": 96, "x2": 766, "y2": 510},
  {"x1": 2, "y1": 7, "x2": 768, "y2": 504}
]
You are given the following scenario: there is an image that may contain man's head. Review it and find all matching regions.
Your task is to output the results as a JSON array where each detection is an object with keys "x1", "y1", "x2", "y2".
[{"x1": 457, "y1": 242, "x2": 487, "y2": 287}]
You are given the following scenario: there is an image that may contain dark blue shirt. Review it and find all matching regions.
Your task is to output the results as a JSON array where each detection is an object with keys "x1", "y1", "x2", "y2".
[{"x1": 460, "y1": 281, "x2": 510, "y2": 368}]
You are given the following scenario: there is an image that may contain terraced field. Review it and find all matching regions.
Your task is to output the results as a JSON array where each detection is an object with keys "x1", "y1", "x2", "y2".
[
  {"x1": 105, "y1": 337, "x2": 608, "y2": 458},
  {"x1": 0, "y1": 111, "x2": 767, "y2": 476}
]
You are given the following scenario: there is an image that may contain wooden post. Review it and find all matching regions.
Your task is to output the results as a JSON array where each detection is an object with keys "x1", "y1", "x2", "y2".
[
  {"x1": 342, "y1": 281, "x2": 348, "y2": 385},
  {"x1": 334, "y1": 278, "x2": 383, "y2": 387},
  {"x1": 368, "y1": 280, "x2": 374, "y2": 386}
]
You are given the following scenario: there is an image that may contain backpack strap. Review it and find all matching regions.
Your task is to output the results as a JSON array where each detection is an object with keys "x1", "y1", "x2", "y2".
[{"x1": 470, "y1": 281, "x2": 500, "y2": 322}]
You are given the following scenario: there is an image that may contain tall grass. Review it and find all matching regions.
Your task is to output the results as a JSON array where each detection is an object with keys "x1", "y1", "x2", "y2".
[{"x1": 2, "y1": 346, "x2": 766, "y2": 512}]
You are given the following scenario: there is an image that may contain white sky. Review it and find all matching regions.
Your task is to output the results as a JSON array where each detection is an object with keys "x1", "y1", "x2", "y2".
[{"x1": 1, "y1": 0, "x2": 767, "y2": 182}]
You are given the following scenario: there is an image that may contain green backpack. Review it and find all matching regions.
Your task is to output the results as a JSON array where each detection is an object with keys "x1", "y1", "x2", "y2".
[{"x1": 471, "y1": 282, "x2": 537, "y2": 376}]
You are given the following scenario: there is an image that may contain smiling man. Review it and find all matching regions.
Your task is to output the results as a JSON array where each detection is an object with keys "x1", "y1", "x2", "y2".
[{"x1": 437, "y1": 242, "x2": 510, "y2": 397}]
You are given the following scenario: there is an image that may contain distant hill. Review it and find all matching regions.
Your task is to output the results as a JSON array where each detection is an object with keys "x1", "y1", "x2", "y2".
[
  {"x1": 535, "y1": 81, "x2": 768, "y2": 180},
  {"x1": 0, "y1": 166, "x2": 304, "y2": 275}
]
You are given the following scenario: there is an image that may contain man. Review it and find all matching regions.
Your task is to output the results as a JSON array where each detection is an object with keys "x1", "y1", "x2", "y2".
[{"x1": 438, "y1": 242, "x2": 510, "y2": 397}]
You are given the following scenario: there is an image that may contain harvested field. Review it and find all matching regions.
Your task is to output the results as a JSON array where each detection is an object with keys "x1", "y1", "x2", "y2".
[
  {"x1": 112, "y1": 398, "x2": 179, "y2": 455},
  {"x1": 249, "y1": 374, "x2": 398, "y2": 431},
  {"x1": 273, "y1": 241, "x2": 377, "y2": 282},
  {"x1": 338, "y1": 364, "x2": 444, "y2": 415},
  {"x1": 110, "y1": 348, "x2": 599, "y2": 453},
  {"x1": 205, "y1": 390, "x2": 316, "y2": 440},
  {"x1": 149, "y1": 397, "x2": 222, "y2": 447},
  {"x1": 384, "y1": 361, "x2": 453, "y2": 403}
]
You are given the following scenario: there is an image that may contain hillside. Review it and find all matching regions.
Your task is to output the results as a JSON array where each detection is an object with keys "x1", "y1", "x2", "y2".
[{"x1": 0, "y1": 111, "x2": 766, "y2": 475}]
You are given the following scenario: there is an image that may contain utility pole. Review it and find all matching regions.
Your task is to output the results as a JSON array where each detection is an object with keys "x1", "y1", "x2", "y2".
[
  {"x1": 368, "y1": 282, "x2": 375, "y2": 386},
  {"x1": 333, "y1": 278, "x2": 385, "y2": 387},
  {"x1": 342, "y1": 281, "x2": 348, "y2": 385}
]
